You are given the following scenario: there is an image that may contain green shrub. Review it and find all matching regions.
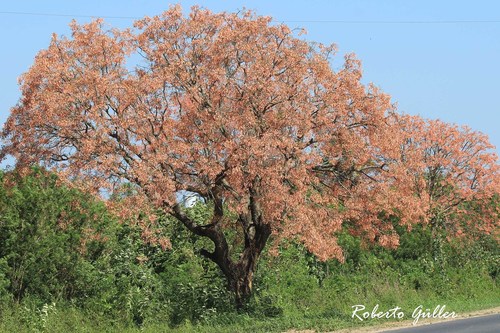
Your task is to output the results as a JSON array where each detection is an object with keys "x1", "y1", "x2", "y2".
[{"x1": 0, "y1": 167, "x2": 498, "y2": 332}]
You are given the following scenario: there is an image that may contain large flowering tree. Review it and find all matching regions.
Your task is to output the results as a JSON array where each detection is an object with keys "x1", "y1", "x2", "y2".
[{"x1": 4, "y1": 6, "x2": 495, "y2": 305}]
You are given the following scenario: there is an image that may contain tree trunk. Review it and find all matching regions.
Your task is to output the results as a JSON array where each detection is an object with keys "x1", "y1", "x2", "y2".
[
  {"x1": 230, "y1": 263, "x2": 255, "y2": 309},
  {"x1": 201, "y1": 222, "x2": 271, "y2": 308},
  {"x1": 171, "y1": 174, "x2": 271, "y2": 308}
]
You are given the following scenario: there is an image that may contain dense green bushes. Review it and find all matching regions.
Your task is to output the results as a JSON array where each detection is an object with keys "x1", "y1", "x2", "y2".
[
  {"x1": 0, "y1": 168, "x2": 498, "y2": 332},
  {"x1": 0, "y1": 168, "x2": 111, "y2": 303}
]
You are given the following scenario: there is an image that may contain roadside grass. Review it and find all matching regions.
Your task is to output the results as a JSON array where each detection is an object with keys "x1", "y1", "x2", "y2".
[
  {"x1": 1, "y1": 169, "x2": 497, "y2": 332},
  {"x1": 1, "y1": 260, "x2": 497, "y2": 333}
]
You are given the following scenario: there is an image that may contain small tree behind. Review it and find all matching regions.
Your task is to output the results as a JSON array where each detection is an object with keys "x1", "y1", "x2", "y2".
[{"x1": 397, "y1": 115, "x2": 499, "y2": 256}]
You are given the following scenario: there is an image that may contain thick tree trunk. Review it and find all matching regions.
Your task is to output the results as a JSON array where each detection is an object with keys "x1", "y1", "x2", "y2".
[
  {"x1": 201, "y1": 222, "x2": 271, "y2": 308},
  {"x1": 171, "y1": 174, "x2": 271, "y2": 308},
  {"x1": 230, "y1": 262, "x2": 255, "y2": 308},
  {"x1": 230, "y1": 224, "x2": 271, "y2": 308}
]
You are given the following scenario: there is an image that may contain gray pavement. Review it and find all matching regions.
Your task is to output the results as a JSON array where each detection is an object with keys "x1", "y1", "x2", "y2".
[{"x1": 381, "y1": 314, "x2": 500, "y2": 333}]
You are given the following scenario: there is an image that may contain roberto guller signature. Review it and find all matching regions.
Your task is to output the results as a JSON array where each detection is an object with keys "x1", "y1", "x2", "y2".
[{"x1": 351, "y1": 304, "x2": 458, "y2": 325}]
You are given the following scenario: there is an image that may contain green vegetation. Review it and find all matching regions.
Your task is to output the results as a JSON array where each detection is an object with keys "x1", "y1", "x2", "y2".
[{"x1": 0, "y1": 168, "x2": 498, "y2": 332}]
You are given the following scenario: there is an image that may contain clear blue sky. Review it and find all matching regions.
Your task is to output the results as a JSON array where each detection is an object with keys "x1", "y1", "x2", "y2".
[{"x1": 1, "y1": 0, "x2": 499, "y2": 161}]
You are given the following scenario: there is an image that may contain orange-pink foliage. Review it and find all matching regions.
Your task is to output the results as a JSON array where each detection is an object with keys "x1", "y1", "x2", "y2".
[
  {"x1": 1, "y1": 6, "x2": 498, "y2": 261},
  {"x1": 397, "y1": 115, "x2": 499, "y2": 236}
]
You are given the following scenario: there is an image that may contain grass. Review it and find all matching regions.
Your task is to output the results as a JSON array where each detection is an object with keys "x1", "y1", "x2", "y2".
[{"x1": 1, "y1": 262, "x2": 497, "y2": 333}]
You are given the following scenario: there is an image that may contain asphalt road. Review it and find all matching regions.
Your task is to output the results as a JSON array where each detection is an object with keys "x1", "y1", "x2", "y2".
[{"x1": 381, "y1": 314, "x2": 500, "y2": 333}]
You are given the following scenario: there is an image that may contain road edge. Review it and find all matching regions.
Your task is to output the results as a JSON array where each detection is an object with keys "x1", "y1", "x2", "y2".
[
  {"x1": 283, "y1": 306, "x2": 500, "y2": 333},
  {"x1": 330, "y1": 306, "x2": 500, "y2": 333}
]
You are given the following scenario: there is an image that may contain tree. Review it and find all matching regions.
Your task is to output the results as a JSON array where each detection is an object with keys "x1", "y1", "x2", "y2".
[
  {"x1": 397, "y1": 115, "x2": 499, "y2": 251},
  {"x1": 0, "y1": 167, "x2": 111, "y2": 302},
  {"x1": 1, "y1": 6, "x2": 427, "y2": 305}
]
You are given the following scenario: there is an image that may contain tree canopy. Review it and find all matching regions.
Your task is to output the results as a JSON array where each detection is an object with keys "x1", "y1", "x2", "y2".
[
  {"x1": 397, "y1": 115, "x2": 499, "y2": 236},
  {"x1": 1, "y1": 6, "x2": 498, "y2": 304}
]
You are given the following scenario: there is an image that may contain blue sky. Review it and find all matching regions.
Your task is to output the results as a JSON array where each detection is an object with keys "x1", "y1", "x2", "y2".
[{"x1": 1, "y1": 0, "x2": 499, "y2": 162}]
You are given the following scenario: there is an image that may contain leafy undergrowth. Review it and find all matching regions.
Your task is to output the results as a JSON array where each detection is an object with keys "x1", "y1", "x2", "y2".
[
  {"x1": 0, "y1": 235, "x2": 498, "y2": 333},
  {"x1": 0, "y1": 169, "x2": 498, "y2": 332}
]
